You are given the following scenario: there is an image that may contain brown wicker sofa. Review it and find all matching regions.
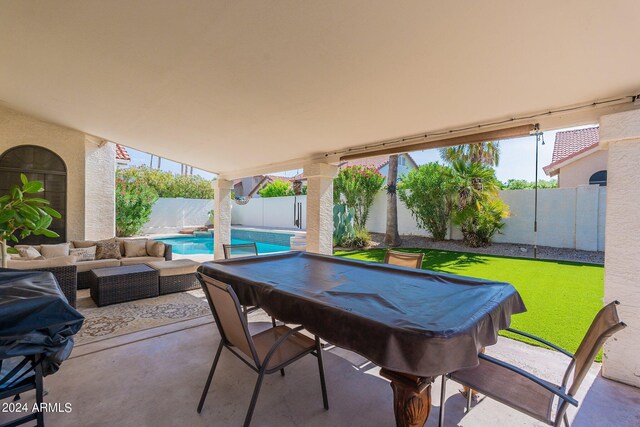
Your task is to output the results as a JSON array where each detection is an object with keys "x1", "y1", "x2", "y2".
[{"x1": 7, "y1": 238, "x2": 172, "y2": 307}]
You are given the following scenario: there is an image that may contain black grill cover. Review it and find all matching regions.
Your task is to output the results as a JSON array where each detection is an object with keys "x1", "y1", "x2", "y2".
[
  {"x1": 0, "y1": 269, "x2": 84, "y2": 376},
  {"x1": 199, "y1": 252, "x2": 526, "y2": 377}
]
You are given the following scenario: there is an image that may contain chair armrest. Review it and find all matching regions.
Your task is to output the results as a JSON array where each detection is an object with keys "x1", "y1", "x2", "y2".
[
  {"x1": 505, "y1": 328, "x2": 574, "y2": 358},
  {"x1": 261, "y1": 326, "x2": 305, "y2": 368},
  {"x1": 164, "y1": 244, "x2": 173, "y2": 261},
  {"x1": 478, "y1": 353, "x2": 578, "y2": 407}
]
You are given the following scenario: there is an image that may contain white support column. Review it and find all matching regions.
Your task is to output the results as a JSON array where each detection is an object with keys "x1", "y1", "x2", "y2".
[
  {"x1": 600, "y1": 108, "x2": 640, "y2": 388},
  {"x1": 213, "y1": 179, "x2": 233, "y2": 260},
  {"x1": 303, "y1": 163, "x2": 338, "y2": 255}
]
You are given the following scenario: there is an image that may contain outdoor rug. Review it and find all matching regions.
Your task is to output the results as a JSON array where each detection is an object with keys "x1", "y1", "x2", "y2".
[{"x1": 74, "y1": 289, "x2": 211, "y2": 346}]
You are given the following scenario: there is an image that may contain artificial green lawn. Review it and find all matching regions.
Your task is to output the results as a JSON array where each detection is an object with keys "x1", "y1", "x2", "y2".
[{"x1": 335, "y1": 248, "x2": 604, "y2": 361}]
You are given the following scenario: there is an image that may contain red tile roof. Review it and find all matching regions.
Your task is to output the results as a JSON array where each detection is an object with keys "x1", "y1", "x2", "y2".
[
  {"x1": 115, "y1": 144, "x2": 131, "y2": 161},
  {"x1": 338, "y1": 153, "x2": 417, "y2": 170},
  {"x1": 543, "y1": 127, "x2": 599, "y2": 175}
]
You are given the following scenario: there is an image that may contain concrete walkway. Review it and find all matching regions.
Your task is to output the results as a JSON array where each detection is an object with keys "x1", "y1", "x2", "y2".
[{"x1": 3, "y1": 315, "x2": 639, "y2": 427}]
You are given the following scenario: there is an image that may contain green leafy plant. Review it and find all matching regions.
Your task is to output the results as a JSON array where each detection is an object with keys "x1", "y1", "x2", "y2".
[
  {"x1": 115, "y1": 176, "x2": 159, "y2": 237},
  {"x1": 258, "y1": 180, "x2": 295, "y2": 198},
  {"x1": 449, "y1": 160, "x2": 509, "y2": 247},
  {"x1": 333, "y1": 165, "x2": 385, "y2": 228},
  {"x1": 333, "y1": 204, "x2": 356, "y2": 246},
  {"x1": 0, "y1": 174, "x2": 62, "y2": 267},
  {"x1": 398, "y1": 163, "x2": 454, "y2": 240},
  {"x1": 440, "y1": 141, "x2": 500, "y2": 166},
  {"x1": 117, "y1": 167, "x2": 215, "y2": 199}
]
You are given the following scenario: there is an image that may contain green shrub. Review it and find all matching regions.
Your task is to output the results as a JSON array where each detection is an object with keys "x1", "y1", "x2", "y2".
[
  {"x1": 116, "y1": 176, "x2": 158, "y2": 236},
  {"x1": 398, "y1": 163, "x2": 453, "y2": 240},
  {"x1": 258, "y1": 180, "x2": 294, "y2": 198},
  {"x1": 449, "y1": 161, "x2": 509, "y2": 247},
  {"x1": 117, "y1": 167, "x2": 214, "y2": 199},
  {"x1": 333, "y1": 166, "x2": 385, "y2": 228},
  {"x1": 340, "y1": 227, "x2": 371, "y2": 249},
  {"x1": 501, "y1": 179, "x2": 558, "y2": 190}
]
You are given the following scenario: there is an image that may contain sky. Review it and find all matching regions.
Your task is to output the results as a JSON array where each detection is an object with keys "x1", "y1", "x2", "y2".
[{"x1": 123, "y1": 124, "x2": 598, "y2": 183}]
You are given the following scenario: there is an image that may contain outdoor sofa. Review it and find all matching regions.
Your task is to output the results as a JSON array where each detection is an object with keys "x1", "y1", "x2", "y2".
[{"x1": 7, "y1": 238, "x2": 172, "y2": 307}]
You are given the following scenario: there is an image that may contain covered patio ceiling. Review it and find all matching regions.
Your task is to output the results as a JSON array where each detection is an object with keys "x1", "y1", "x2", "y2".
[{"x1": 1, "y1": 1, "x2": 639, "y2": 178}]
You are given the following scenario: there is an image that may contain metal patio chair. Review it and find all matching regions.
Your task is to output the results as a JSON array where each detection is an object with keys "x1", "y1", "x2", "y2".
[
  {"x1": 439, "y1": 301, "x2": 626, "y2": 427},
  {"x1": 384, "y1": 250, "x2": 424, "y2": 269},
  {"x1": 221, "y1": 242, "x2": 271, "y2": 322},
  {"x1": 0, "y1": 355, "x2": 45, "y2": 427},
  {"x1": 223, "y1": 242, "x2": 258, "y2": 259},
  {"x1": 196, "y1": 273, "x2": 329, "y2": 427}
]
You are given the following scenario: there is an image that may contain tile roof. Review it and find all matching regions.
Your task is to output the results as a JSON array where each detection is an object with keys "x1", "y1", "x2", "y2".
[
  {"x1": 339, "y1": 152, "x2": 417, "y2": 170},
  {"x1": 115, "y1": 144, "x2": 131, "y2": 161},
  {"x1": 543, "y1": 127, "x2": 599, "y2": 175}
]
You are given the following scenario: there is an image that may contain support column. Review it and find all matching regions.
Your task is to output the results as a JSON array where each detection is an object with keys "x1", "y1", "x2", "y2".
[
  {"x1": 600, "y1": 108, "x2": 640, "y2": 388},
  {"x1": 213, "y1": 179, "x2": 233, "y2": 260},
  {"x1": 303, "y1": 163, "x2": 338, "y2": 255}
]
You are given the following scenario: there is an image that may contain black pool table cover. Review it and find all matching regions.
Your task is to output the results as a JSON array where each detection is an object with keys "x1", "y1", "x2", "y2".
[{"x1": 199, "y1": 251, "x2": 526, "y2": 377}]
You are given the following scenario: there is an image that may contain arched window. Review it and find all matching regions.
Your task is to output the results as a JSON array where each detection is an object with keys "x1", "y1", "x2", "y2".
[
  {"x1": 589, "y1": 170, "x2": 607, "y2": 187},
  {"x1": 0, "y1": 145, "x2": 67, "y2": 244}
]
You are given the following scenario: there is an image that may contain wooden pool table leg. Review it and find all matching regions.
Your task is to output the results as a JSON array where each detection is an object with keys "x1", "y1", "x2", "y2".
[{"x1": 380, "y1": 369, "x2": 433, "y2": 427}]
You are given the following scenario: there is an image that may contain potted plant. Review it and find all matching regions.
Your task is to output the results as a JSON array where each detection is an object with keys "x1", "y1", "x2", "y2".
[{"x1": 0, "y1": 174, "x2": 62, "y2": 268}]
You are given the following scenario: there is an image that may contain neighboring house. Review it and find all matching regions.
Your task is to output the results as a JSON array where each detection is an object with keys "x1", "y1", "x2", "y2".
[
  {"x1": 543, "y1": 126, "x2": 607, "y2": 188},
  {"x1": 115, "y1": 144, "x2": 131, "y2": 166}
]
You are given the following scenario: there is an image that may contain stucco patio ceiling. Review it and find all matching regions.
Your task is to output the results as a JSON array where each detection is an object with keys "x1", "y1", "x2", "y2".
[{"x1": 1, "y1": 1, "x2": 639, "y2": 178}]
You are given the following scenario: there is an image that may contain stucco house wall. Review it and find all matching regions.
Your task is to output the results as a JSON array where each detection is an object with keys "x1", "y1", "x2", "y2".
[
  {"x1": 0, "y1": 104, "x2": 115, "y2": 241},
  {"x1": 557, "y1": 149, "x2": 608, "y2": 188}
]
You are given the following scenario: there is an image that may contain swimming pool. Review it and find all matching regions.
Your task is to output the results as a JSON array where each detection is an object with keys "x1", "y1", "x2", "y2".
[{"x1": 156, "y1": 235, "x2": 290, "y2": 255}]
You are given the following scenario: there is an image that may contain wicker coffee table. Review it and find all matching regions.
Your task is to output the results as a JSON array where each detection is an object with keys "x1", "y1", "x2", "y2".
[{"x1": 90, "y1": 264, "x2": 159, "y2": 307}]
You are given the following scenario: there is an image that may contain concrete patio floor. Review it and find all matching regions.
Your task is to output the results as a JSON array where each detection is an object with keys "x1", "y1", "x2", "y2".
[{"x1": 2, "y1": 313, "x2": 639, "y2": 427}]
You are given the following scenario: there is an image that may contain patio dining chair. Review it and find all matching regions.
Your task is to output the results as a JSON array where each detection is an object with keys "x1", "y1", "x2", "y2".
[
  {"x1": 196, "y1": 273, "x2": 329, "y2": 427},
  {"x1": 438, "y1": 301, "x2": 626, "y2": 427},
  {"x1": 0, "y1": 355, "x2": 45, "y2": 427},
  {"x1": 223, "y1": 242, "x2": 258, "y2": 259},
  {"x1": 221, "y1": 242, "x2": 271, "y2": 322},
  {"x1": 384, "y1": 250, "x2": 424, "y2": 269}
]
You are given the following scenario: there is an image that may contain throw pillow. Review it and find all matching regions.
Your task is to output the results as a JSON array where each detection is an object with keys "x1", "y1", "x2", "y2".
[
  {"x1": 146, "y1": 240, "x2": 166, "y2": 258},
  {"x1": 70, "y1": 246, "x2": 97, "y2": 262},
  {"x1": 95, "y1": 241, "x2": 122, "y2": 260},
  {"x1": 71, "y1": 240, "x2": 97, "y2": 249},
  {"x1": 40, "y1": 243, "x2": 70, "y2": 259},
  {"x1": 124, "y1": 240, "x2": 148, "y2": 258},
  {"x1": 17, "y1": 246, "x2": 42, "y2": 259}
]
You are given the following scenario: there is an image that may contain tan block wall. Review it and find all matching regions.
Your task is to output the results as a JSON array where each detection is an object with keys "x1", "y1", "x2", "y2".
[
  {"x1": 557, "y1": 149, "x2": 608, "y2": 188},
  {"x1": 0, "y1": 104, "x2": 115, "y2": 241},
  {"x1": 600, "y1": 108, "x2": 640, "y2": 388}
]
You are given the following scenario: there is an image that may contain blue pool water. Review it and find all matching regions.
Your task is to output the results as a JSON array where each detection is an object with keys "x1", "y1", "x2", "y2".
[{"x1": 156, "y1": 236, "x2": 290, "y2": 255}]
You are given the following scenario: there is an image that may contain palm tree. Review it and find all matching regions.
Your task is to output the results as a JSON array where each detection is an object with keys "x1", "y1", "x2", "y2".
[
  {"x1": 384, "y1": 155, "x2": 402, "y2": 247},
  {"x1": 440, "y1": 141, "x2": 500, "y2": 166}
]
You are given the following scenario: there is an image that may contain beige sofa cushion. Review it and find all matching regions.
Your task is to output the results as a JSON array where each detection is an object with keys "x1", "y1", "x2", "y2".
[
  {"x1": 75, "y1": 258, "x2": 121, "y2": 272},
  {"x1": 120, "y1": 256, "x2": 165, "y2": 266},
  {"x1": 71, "y1": 240, "x2": 96, "y2": 249},
  {"x1": 146, "y1": 240, "x2": 165, "y2": 258},
  {"x1": 40, "y1": 243, "x2": 70, "y2": 259},
  {"x1": 7, "y1": 255, "x2": 77, "y2": 269},
  {"x1": 124, "y1": 240, "x2": 148, "y2": 258},
  {"x1": 147, "y1": 259, "x2": 200, "y2": 277}
]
